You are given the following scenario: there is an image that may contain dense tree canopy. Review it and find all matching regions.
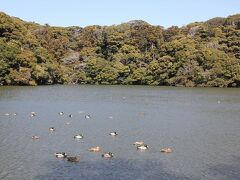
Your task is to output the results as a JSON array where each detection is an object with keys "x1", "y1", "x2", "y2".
[{"x1": 0, "y1": 12, "x2": 239, "y2": 87}]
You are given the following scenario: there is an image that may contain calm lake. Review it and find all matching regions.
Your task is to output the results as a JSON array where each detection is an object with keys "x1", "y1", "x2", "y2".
[{"x1": 0, "y1": 85, "x2": 239, "y2": 179}]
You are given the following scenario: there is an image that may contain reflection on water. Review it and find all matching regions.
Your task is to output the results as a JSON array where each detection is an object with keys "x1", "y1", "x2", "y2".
[
  {"x1": 0, "y1": 85, "x2": 240, "y2": 179},
  {"x1": 35, "y1": 159, "x2": 191, "y2": 180}
]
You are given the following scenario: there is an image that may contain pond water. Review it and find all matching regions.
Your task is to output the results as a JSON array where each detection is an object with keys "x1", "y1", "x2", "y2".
[{"x1": 0, "y1": 85, "x2": 240, "y2": 179}]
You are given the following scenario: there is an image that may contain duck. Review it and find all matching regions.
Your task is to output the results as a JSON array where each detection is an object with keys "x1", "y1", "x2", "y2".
[
  {"x1": 30, "y1": 112, "x2": 36, "y2": 116},
  {"x1": 88, "y1": 146, "x2": 101, "y2": 152},
  {"x1": 102, "y1": 152, "x2": 114, "y2": 159},
  {"x1": 55, "y1": 152, "x2": 67, "y2": 158},
  {"x1": 85, "y1": 115, "x2": 91, "y2": 119},
  {"x1": 137, "y1": 144, "x2": 149, "y2": 150},
  {"x1": 32, "y1": 135, "x2": 40, "y2": 140},
  {"x1": 67, "y1": 156, "x2": 80, "y2": 162},
  {"x1": 49, "y1": 127, "x2": 55, "y2": 131},
  {"x1": 59, "y1": 112, "x2": 64, "y2": 115},
  {"x1": 69, "y1": 114, "x2": 73, "y2": 118},
  {"x1": 109, "y1": 132, "x2": 118, "y2": 136},
  {"x1": 74, "y1": 134, "x2": 84, "y2": 139},
  {"x1": 133, "y1": 141, "x2": 145, "y2": 146},
  {"x1": 13, "y1": 113, "x2": 17, "y2": 116},
  {"x1": 160, "y1": 148, "x2": 173, "y2": 153}
]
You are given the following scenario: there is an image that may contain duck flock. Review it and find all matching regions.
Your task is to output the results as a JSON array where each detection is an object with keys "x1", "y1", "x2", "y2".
[{"x1": 2, "y1": 111, "x2": 173, "y2": 163}]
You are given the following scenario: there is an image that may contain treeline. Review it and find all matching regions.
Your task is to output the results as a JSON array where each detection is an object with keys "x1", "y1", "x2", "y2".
[{"x1": 0, "y1": 12, "x2": 240, "y2": 87}]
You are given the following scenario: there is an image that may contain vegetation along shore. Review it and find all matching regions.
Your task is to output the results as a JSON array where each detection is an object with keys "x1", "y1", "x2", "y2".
[{"x1": 0, "y1": 12, "x2": 239, "y2": 87}]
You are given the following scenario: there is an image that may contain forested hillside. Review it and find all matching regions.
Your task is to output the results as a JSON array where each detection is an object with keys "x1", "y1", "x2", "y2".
[{"x1": 0, "y1": 12, "x2": 239, "y2": 87}]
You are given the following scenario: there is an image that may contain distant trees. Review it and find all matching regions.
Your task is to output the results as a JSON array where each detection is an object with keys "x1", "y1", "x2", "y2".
[{"x1": 0, "y1": 12, "x2": 239, "y2": 87}]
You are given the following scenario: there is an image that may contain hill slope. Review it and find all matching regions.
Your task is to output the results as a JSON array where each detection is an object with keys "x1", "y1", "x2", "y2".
[{"x1": 0, "y1": 12, "x2": 240, "y2": 87}]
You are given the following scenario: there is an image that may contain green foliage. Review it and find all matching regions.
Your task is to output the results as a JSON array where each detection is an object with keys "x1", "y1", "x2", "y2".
[
  {"x1": 0, "y1": 39, "x2": 20, "y2": 84},
  {"x1": 0, "y1": 12, "x2": 240, "y2": 87}
]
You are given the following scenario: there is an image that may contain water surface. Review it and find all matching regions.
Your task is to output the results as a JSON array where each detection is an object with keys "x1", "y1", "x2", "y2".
[{"x1": 0, "y1": 85, "x2": 240, "y2": 179}]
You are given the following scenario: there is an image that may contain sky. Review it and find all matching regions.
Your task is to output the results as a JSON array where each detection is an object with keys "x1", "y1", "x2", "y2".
[{"x1": 0, "y1": 0, "x2": 239, "y2": 28}]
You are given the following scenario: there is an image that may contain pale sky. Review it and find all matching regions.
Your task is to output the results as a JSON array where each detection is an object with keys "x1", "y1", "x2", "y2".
[{"x1": 0, "y1": 0, "x2": 239, "y2": 28}]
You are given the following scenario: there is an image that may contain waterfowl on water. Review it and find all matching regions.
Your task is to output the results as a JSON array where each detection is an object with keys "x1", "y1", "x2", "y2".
[
  {"x1": 49, "y1": 127, "x2": 55, "y2": 131},
  {"x1": 69, "y1": 114, "x2": 73, "y2": 118},
  {"x1": 55, "y1": 152, "x2": 67, "y2": 158},
  {"x1": 160, "y1": 148, "x2": 173, "y2": 153},
  {"x1": 85, "y1": 115, "x2": 91, "y2": 119},
  {"x1": 88, "y1": 146, "x2": 101, "y2": 152},
  {"x1": 133, "y1": 141, "x2": 145, "y2": 146},
  {"x1": 74, "y1": 134, "x2": 84, "y2": 139},
  {"x1": 67, "y1": 156, "x2": 80, "y2": 162},
  {"x1": 59, "y1": 112, "x2": 64, "y2": 115},
  {"x1": 30, "y1": 112, "x2": 36, "y2": 117},
  {"x1": 102, "y1": 152, "x2": 114, "y2": 159},
  {"x1": 137, "y1": 144, "x2": 149, "y2": 150},
  {"x1": 13, "y1": 113, "x2": 17, "y2": 116},
  {"x1": 109, "y1": 132, "x2": 118, "y2": 136},
  {"x1": 32, "y1": 135, "x2": 40, "y2": 140}
]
